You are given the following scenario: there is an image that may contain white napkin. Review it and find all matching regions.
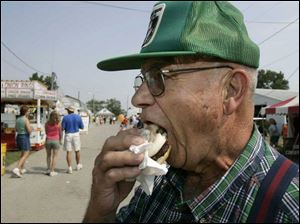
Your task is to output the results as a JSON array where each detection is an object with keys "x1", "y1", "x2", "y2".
[{"x1": 129, "y1": 142, "x2": 169, "y2": 195}]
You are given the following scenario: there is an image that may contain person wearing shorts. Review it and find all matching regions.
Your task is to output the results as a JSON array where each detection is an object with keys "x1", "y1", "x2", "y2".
[
  {"x1": 12, "y1": 105, "x2": 32, "y2": 178},
  {"x1": 45, "y1": 111, "x2": 62, "y2": 177},
  {"x1": 61, "y1": 106, "x2": 84, "y2": 174}
]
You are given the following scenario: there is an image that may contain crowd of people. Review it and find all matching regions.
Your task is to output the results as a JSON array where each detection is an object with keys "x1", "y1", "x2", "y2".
[
  {"x1": 92, "y1": 113, "x2": 143, "y2": 130},
  {"x1": 120, "y1": 114, "x2": 144, "y2": 130},
  {"x1": 12, "y1": 105, "x2": 84, "y2": 178},
  {"x1": 94, "y1": 115, "x2": 117, "y2": 125}
]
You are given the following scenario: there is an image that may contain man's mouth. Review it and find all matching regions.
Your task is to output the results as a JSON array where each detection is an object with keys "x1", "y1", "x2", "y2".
[
  {"x1": 142, "y1": 121, "x2": 167, "y2": 135},
  {"x1": 141, "y1": 122, "x2": 171, "y2": 164}
]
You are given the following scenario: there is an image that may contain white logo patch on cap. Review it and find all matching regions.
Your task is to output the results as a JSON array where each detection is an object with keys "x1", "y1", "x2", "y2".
[{"x1": 142, "y1": 3, "x2": 165, "y2": 48}]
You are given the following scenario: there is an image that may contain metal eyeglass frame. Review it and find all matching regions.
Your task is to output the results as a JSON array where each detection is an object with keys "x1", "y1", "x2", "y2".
[{"x1": 134, "y1": 65, "x2": 234, "y2": 96}]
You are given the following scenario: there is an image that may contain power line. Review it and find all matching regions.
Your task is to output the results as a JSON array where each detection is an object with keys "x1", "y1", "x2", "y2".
[
  {"x1": 251, "y1": 2, "x2": 283, "y2": 21},
  {"x1": 1, "y1": 41, "x2": 50, "y2": 75},
  {"x1": 80, "y1": 2, "x2": 299, "y2": 24},
  {"x1": 80, "y1": 1, "x2": 150, "y2": 13},
  {"x1": 241, "y1": 2, "x2": 256, "y2": 13},
  {"x1": 1, "y1": 57, "x2": 28, "y2": 74},
  {"x1": 258, "y1": 17, "x2": 299, "y2": 45},
  {"x1": 261, "y1": 49, "x2": 299, "y2": 68},
  {"x1": 286, "y1": 66, "x2": 299, "y2": 80}
]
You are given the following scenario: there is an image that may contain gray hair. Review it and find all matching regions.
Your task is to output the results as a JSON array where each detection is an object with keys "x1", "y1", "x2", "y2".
[
  {"x1": 208, "y1": 61, "x2": 258, "y2": 95},
  {"x1": 242, "y1": 66, "x2": 258, "y2": 95}
]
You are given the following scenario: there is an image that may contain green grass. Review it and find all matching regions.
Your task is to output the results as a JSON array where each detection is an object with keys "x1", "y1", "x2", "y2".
[
  {"x1": 5, "y1": 151, "x2": 22, "y2": 166},
  {"x1": 4, "y1": 150, "x2": 36, "y2": 167}
]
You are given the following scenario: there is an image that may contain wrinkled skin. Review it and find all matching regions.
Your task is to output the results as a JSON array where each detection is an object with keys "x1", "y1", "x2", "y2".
[{"x1": 84, "y1": 59, "x2": 254, "y2": 222}]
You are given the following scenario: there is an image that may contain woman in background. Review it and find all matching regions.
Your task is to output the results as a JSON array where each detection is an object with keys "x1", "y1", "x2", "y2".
[
  {"x1": 268, "y1": 118, "x2": 281, "y2": 148},
  {"x1": 45, "y1": 111, "x2": 62, "y2": 176},
  {"x1": 13, "y1": 105, "x2": 32, "y2": 178}
]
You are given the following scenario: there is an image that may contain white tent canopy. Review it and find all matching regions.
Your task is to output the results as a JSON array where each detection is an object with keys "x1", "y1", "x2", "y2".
[{"x1": 96, "y1": 108, "x2": 114, "y2": 116}]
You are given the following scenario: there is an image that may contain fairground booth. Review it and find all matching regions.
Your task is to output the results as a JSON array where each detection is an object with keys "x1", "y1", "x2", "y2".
[
  {"x1": 1, "y1": 80, "x2": 57, "y2": 151},
  {"x1": 261, "y1": 95, "x2": 299, "y2": 160}
]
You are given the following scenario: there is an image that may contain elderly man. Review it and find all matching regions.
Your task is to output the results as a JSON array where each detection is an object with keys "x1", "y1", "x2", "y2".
[{"x1": 84, "y1": 1, "x2": 299, "y2": 223}]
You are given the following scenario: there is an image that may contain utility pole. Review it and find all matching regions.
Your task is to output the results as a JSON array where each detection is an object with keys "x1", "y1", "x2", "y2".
[
  {"x1": 92, "y1": 94, "x2": 95, "y2": 114},
  {"x1": 51, "y1": 72, "x2": 57, "y2": 90}
]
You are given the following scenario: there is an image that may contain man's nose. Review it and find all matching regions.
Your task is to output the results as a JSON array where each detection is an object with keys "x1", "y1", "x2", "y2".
[{"x1": 131, "y1": 82, "x2": 155, "y2": 109}]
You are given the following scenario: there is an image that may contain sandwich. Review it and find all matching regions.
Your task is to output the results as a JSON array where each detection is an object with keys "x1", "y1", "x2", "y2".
[{"x1": 142, "y1": 124, "x2": 172, "y2": 164}]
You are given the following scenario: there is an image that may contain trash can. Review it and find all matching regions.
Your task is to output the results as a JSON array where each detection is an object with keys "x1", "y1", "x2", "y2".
[{"x1": 1, "y1": 143, "x2": 7, "y2": 176}]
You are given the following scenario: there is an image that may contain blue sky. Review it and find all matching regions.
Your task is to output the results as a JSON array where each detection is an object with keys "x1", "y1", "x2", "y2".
[{"x1": 1, "y1": 1, "x2": 299, "y2": 110}]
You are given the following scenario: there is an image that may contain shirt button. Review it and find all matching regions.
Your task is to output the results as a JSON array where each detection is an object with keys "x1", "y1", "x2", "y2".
[
  {"x1": 199, "y1": 218, "x2": 206, "y2": 223},
  {"x1": 160, "y1": 179, "x2": 167, "y2": 189}
]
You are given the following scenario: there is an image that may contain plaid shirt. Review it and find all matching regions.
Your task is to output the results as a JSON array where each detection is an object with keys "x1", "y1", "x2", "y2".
[{"x1": 117, "y1": 127, "x2": 299, "y2": 223}]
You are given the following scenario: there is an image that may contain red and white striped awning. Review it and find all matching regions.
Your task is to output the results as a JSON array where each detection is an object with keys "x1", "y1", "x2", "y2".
[{"x1": 260, "y1": 95, "x2": 299, "y2": 115}]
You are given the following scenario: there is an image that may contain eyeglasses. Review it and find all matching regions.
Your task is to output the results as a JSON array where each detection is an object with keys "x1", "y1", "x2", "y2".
[{"x1": 134, "y1": 65, "x2": 234, "y2": 96}]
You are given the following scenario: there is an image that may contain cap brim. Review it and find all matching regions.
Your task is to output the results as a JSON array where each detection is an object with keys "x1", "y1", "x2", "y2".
[{"x1": 97, "y1": 51, "x2": 197, "y2": 71}]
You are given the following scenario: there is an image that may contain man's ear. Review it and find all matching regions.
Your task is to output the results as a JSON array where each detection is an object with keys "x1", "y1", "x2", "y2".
[{"x1": 222, "y1": 70, "x2": 248, "y2": 115}]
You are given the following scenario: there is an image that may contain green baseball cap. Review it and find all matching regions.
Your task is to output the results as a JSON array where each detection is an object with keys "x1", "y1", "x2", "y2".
[{"x1": 97, "y1": 1, "x2": 260, "y2": 71}]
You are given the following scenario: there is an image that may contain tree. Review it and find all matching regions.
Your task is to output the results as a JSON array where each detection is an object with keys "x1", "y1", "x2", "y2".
[
  {"x1": 257, "y1": 69, "x2": 289, "y2": 89},
  {"x1": 29, "y1": 73, "x2": 59, "y2": 90},
  {"x1": 86, "y1": 100, "x2": 105, "y2": 113},
  {"x1": 105, "y1": 98, "x2": 123, "y2": 116},
  {"x1": 44, "y1": 75, "x2": 59, "y2": 90},
  {"x1": 29, "y1": 72, "x2": 44, "y2": 83},
  {"x1": 86, "y1": 98, "x2": 124, "y2": 116}
]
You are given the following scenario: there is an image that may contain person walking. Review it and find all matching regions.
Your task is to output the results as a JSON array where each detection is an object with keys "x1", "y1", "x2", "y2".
[
  {"x1": 61, "y1": 106, "x2": 84, "y2": 174},
  {"x1": 120, "y1": 116, "x2": 129, "y2": 130},
  {"x1": 45, "y1": 111, "x2": 62, "y2": 177},
  {"x1": 12, "y1": 105, "x2": 32, "y2": 178},
  {"x1": 268, "y1": 118, "x2": 281, "y2": 148}
]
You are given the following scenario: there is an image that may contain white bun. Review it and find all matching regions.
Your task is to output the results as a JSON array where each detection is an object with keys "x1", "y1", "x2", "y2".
[{"x1": 147, "y1": 133, "x2": 167, "y2": 157}]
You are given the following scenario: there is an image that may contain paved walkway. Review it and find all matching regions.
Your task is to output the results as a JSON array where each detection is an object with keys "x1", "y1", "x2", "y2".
[{"x1": 1, "y1": 124, "x2": 127, "y2": 223}]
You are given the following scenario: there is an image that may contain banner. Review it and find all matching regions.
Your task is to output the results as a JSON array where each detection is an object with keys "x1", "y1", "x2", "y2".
[{"x1": 5, "y1": 88, "x2": 34, "y2": 99}]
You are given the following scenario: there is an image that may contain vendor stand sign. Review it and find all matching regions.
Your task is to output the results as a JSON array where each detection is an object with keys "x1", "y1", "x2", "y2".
[{"x1": 1, "y1": 80, "x2": 58, "y2": 150}]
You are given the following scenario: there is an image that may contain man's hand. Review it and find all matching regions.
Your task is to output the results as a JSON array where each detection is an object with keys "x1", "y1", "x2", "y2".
[{"x1": 83, "y1": 128, "x2": 144, "y2": 222}]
